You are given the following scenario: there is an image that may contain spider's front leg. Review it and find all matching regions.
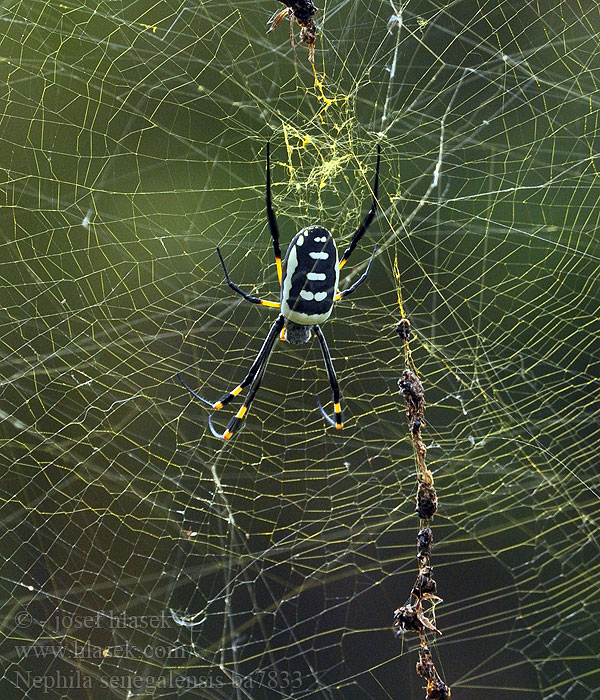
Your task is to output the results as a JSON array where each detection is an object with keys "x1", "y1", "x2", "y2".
[
  {"x1": 179, "y1": 315, "x2": 285, "y2": 440},
  {"x1": 210, "y1": 314, "x2": 285, "y2": 440},
  {"x1": 314, "y1": 325, "x2": 343, "y2": 430}
]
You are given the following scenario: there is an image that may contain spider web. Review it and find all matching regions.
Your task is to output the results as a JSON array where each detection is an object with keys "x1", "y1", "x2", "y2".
[{"x1": 0, "y1": 0, "x2": 599, "y2": 698}]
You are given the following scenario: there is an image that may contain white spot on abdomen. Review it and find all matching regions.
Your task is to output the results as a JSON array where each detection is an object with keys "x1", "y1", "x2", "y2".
[
  {"x1": 309, "y1": 251, "x2": 329, "y2": 260},
  {"x1": 300, "y1": 290, "x2": 314, "y2": 300},
  {"x1": 306, "y1": 272, "x2": 326, "y2": 281},
  {"x1": 296, "y1": 235, "x2": 304, "y2": 246},
  {"x1": 314, "y1": 291, "x2": 327, "y2": 302}
]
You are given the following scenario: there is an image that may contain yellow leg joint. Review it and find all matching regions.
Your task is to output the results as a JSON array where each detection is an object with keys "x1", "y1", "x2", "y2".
[
  {"x1": 236, "y1": 405, "x2": 248, "y2": 419},
  {"x1": 276, "y1": 257, "x2": 282, "y2": 283},
  {"x1": 232, "y1": 385, "x2": 243, "y2": 397},
  {"x1": 339, "y1": 258, "x2": 347, "y2": 270},
  {"x1": 223, "y1": 429, "x2": 233, "y2": 440},
  {"x1": 213, "y1": 401, "x2": 224, "y2": 410},
  {"x1": 335, "y1": 402, "x2": 342, "y2": 429}
]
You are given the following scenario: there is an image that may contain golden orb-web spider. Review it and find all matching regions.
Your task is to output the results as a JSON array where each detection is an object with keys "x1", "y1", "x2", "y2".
[{"x1": 178, "y1": 143, "x2": 381, "y2": 440}]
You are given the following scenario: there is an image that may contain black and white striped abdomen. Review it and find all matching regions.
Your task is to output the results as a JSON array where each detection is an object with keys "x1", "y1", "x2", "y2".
[{"x1": 280, "y1": 226, "x2": 339, "y2": 325}]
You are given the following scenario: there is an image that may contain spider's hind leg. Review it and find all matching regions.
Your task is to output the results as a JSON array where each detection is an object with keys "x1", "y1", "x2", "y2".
[{"x1": 339, "y1": 145, "x2": 381, "y2": 270}]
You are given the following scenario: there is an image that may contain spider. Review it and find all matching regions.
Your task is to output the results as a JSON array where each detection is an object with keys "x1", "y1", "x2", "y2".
[{"x1": 178, "y1": 142, "x2": 381, "y2": 440}]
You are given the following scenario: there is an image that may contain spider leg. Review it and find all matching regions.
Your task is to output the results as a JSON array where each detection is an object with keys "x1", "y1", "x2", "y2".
[
  {"x1": 210, "y1": 314, "x2": 285, "y2": 440},
  {"x1": 208, "y1": 314, "x2": 285, "y2": 415},
  {"x1": 216, "y1": 247, "x2": 280, "y2": 309},
  {"x1": 339, "y1": 144, "x2": 381, "y2": 270},
  {"x1": 177, "y1": 372, "x2": 213, "y2": 407},
  {"x1": 313, "y1": 325, "x2": 343, "y2": 430},
  {"x1": 209, "y1": 350, "x2": 269, "y2": 440},
  {"x1": 334, "y1": 245, "x2": 378, "y2": 302},
  {"x1": 265, "y1": 143, "x2": 283, "y2": 284}
]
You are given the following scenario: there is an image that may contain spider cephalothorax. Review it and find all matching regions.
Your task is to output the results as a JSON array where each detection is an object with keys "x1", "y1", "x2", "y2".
[
  {"x1": 284, "y1": 321, "x2": 312, "y2": 345},
  {"x1": 179, "y1": 143, "x2": 381, "y2": 440}
]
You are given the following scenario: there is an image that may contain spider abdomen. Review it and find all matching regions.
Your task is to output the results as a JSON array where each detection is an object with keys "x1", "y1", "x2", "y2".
[{"x1": 280, "y1": 226, "x2": 339, "y2": 325}]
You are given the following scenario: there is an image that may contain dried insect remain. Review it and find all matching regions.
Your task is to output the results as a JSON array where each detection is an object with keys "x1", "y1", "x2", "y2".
[{"x1": 267, "y1": 0, "x2": 318, "y2": 62}]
